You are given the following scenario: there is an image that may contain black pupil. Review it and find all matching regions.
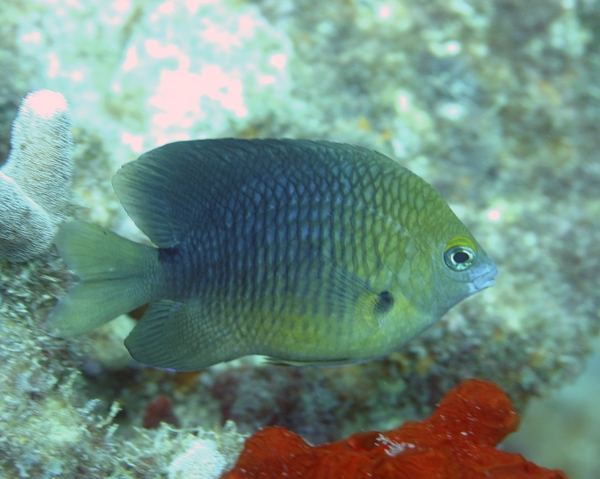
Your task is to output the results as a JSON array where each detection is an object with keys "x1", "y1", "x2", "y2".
[
  {"x1": 453, "y1": 250, "x2": 470, "y2": 264},
  {"x1": 375, "y1": 291, "x2": 394, "y2": 314}
]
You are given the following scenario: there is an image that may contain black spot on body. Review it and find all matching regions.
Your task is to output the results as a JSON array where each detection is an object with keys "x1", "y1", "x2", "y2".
[
  {"x1": 158, "y1": 246, "x2": 180, "y2": 264},
  {"x1": 375, "y1": 290, "x2": 394, "y2": 314}
]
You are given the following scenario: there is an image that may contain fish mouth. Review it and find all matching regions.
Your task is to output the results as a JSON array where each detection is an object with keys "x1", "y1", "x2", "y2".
[{"x1": 473, "y1": 264, "x2": 498, "y2": 291}]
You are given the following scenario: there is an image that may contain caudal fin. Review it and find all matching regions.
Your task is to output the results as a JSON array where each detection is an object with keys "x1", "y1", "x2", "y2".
[{"x1": 48, "y1": 221, "x2": 158, "y2": 336}]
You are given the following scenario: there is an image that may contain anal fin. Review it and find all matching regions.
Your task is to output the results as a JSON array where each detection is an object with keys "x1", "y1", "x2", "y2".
[{"x1": 124, "y1": 299, "x2": 245, "y2": 371}]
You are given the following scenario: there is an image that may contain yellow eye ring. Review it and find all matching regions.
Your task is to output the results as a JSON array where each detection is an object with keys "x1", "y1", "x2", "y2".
[
  {"x1": 444, "y1": 235, "x2": 476, "y2": 252},
  {"x1": 444, "y1": 236, "x2": 477, "y2": 271}
]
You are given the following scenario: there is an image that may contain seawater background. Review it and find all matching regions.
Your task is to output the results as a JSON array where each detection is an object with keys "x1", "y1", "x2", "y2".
[{"x1": 0, "y1": 1, "x2": 598, "y2": 478}]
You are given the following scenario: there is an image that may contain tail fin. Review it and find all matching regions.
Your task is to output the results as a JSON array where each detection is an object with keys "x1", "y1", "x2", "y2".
[{"x1": 48, "y1": 221, "x2": 158, "y2": 336}]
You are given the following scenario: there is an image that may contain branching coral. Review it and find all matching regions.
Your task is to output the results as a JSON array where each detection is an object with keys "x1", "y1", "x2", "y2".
[
  {"x1": 222, "y1": 379, "x2": 568, "y2": 479},
  {"x1": 0, "y1": 90, "x2": 73, "y2": 262}
]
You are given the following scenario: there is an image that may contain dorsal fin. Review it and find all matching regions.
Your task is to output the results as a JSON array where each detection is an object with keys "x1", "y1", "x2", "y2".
[
  {"x1": 112, "y1": 140, "x2": 215, "y2": 247},
  {"x1": 111, "y1": 139, "x2": 385, "y2": 248}
]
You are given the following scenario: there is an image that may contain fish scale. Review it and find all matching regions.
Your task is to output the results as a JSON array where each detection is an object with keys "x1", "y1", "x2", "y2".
[{"x1": 48, "y1": 139, "x2": 497, "y2": 370}]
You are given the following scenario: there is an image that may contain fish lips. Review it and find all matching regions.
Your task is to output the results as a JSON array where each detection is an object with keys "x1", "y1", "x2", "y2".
[{"x1": 472, "y1": 263, "x2": 498, "y2": 291}]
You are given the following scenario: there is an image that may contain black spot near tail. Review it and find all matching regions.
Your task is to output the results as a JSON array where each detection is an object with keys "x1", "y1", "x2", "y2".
[{"x1": 158, "y1": 246, "x2": 180, "y2": 264}]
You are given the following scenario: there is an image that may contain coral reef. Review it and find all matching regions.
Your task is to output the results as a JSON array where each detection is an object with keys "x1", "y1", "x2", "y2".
[
  {"x1": 223, "y1": 379, "x2": 567, "y2": 479},
  {"x1": 0, "y1": 0, "x2": 598, "y2": 477},
  {"x1": 0, "y1": 250, "x2": 246, "y2": 477},
  {"x1": 0, "y1": 90, "x2": 73, "y2": 262},
  {"x1": 10, "y1": 0, "x2": 594, "y2": 404}
]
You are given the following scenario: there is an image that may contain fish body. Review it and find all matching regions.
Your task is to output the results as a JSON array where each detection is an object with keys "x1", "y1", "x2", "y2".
[{"x1": 48, "y1": 139, "x2": 497, "y2": 370}]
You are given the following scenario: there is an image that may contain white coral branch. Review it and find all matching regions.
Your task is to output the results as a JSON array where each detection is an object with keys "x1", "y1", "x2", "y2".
[{"x1": 0, "y1": 90, "x2": 73, "y2": 262}]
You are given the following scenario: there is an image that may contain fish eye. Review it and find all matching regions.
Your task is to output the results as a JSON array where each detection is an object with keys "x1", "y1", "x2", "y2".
[
  {"x1": 444, "y1": 235, "x2": 476, "y2": 271},
  {"x1": 444, "y1": 246, "x2": 475, "y2": 271}
]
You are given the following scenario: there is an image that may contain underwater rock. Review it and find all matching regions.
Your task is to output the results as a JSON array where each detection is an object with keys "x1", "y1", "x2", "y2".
[{"x1": 222, "y1": 379, "x2": 567, "y2": 479}]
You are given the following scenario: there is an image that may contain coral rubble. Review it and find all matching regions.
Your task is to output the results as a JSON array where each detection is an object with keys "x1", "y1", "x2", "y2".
[
  {"x1": 223, "y1": 379, "x2": 567, "y2": 479},
  {"x1": 0, "y1": 90, "x2": 73, "y2": 262},
  {"x1": 168, "y1": 438, "x2": 227, "y2": 479}
]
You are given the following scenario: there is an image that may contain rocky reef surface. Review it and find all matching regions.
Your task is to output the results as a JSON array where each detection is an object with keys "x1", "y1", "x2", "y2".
[{"x1": 0, "y1": 1, "x2": 598, "y2": 478}]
